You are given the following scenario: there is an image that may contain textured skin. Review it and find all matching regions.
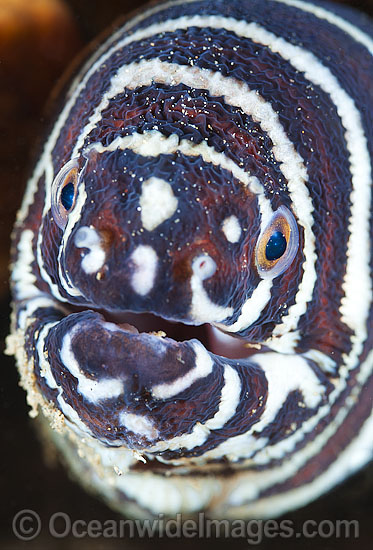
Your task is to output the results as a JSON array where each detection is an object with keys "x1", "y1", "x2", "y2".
[{"x1": 6, "y1": 0, "x2": 373, "y2": 518}]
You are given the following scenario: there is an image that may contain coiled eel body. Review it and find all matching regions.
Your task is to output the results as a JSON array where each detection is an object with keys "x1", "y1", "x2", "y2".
[{"x1": 7, "y1": 0, "x2": 373, "y2": 518}]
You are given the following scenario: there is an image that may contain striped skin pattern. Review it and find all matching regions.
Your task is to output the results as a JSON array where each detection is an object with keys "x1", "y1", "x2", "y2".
[{"x1": 6, "y1": 0, "x2": 373, "y2": 518}]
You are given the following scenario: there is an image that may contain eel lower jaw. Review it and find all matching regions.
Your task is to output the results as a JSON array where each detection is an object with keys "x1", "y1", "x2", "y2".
[{"x1": 93, "y1": 309, "x2": 252, "y2": 359}]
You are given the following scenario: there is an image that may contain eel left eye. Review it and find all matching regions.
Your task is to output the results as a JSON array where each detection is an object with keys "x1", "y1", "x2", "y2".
[
  {"x1": 51, "y1": 158, "x2": 79, "y2": 229},
  {"x1": 255, "y1": 206, "x2": 299, "y2": 279}
]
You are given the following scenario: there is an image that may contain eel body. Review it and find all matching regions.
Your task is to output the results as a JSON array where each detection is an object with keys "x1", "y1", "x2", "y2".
[{"x1": 7, "y1": 0, "x2": 373, "y2": 518}]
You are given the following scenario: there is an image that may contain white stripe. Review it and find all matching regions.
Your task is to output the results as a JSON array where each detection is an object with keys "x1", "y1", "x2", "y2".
[
  {"x1": 37, "y1": 321, "x2": 60, "y2": 389},
  {"x1": 37, "y1": 158, "x2": 70, "y2": 303},
  {"x1": 57, "y1": 174, "x2": 88, "y2": 298},
  {"x1": 17, "y1": 0, "x2": 371, "y2": 232},
  {"x1": 56, "y1": 396, "x2": 95, "y2": 439},
  {"x1": 157, "y1": 344, "x2": 373, "y2": 486},
  {"x1": 80, "y1": 58, "x2": 311, "y2": 333},
  {"x1": 195, "y1": 352, "x2": 325, "y2": 463},
  {"x1": 14, "y1": 0, "x2": 192, "y2": 230},
  {"x1": 60, "y1": 325, "x2": 124, "y2": 403},
  {"x1": 148, "y1": 353, "x2": 323, "y2": 456},
  {"x1": 77, "y1": 12, "x2": 371, "y2": 361},
  {"x1": 36, "y1": 153, "x2": 85, "y2": 302},
  {"x1": 302, "y1": 348, "x2": 337, "y2": 374},
  {"x1": 232, "y1": 408, "x2": 373, "y2": 518},
  {"x1": 87, "y1": 131, "x2": 264, "y2": 196},
  {"x1": 34, "y1": 321, "x2": 98, "y2": 439},
  {"x1": 17, "y1": 0, "x2": 365, "y2": 344},
  {"x1": 227, "y1": 349, "x2": 373, "y2": 516},
  {"x1": 17, "y1": 296, "x2": 65, "y2": 333},
  {"x1": 12, "y1": 229, "x2": 40, "y2": 301},
  {"x1": 205, "y1": 365, "x2": 242, "y2": 430},
  {"x1": 149, "y1": 363, "x2": 242, "y2": 452},
  {"x1": 215, "y1": 279, "x2": 273, "y2": 333},
  {"x1": 152, "y1": 341, "x2": 213, "y2": 399},
  {"x1": 274, "y1": 0, "x2": 373, "y2": 55},
  {"x1": 53, "y1": 361, "x2": 373, "y2": 518},
  {"x1": 74, "y1": 62, "x2": 308, "y2": 200}
]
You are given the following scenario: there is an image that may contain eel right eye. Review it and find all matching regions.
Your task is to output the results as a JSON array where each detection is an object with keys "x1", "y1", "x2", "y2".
[
  {"x1": 51, "y1": 158, "x2": 79, "y2": 229},
  {"x1": 255, "y1": 206, "x2": 299, "y2": 279}
]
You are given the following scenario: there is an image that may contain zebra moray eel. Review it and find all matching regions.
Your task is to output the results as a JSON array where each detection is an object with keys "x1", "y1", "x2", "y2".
[{"x1": 6, "y1": 0, "x2": 373, "y2": 518}]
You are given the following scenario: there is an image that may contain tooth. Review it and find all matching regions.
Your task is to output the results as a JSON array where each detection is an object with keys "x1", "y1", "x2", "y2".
[{"x1": 117, "y1": 322, "x2": 139, "y2": 334}]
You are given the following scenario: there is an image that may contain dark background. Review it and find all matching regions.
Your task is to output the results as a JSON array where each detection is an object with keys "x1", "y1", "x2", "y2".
[{"x1": 0, "y1": 1, "x2": 372, "y2": 548}]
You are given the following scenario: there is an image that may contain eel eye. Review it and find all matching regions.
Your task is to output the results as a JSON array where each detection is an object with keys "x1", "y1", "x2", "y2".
[
  {"x1": 51, "y1": 158, "x2": 79, "y2": 229},
  {"x1": 255, "y1": 206, "x2": 299, "y2": 279}
]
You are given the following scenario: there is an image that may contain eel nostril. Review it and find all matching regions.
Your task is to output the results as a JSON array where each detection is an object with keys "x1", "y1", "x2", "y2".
[{"x1": 192, "y1": 254, "x2": 217, "y2": 280}]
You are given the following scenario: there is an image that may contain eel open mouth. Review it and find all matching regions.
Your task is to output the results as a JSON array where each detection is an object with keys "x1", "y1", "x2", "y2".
[
  {"x1": 41, "y1": 300, "x2": 267, "y2": 453},
  {"x1": 94, "y1": 309, "x2": 254, "y2": 359}
]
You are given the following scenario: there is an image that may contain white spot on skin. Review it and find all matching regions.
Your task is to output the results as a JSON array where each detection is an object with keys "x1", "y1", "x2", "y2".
[
  {"x1": 130, "y1": 245, "x2": 158, "y2": 296},
  {"x1": 221, "y1": 215, "x2": 242, "y2": 243},
  {"x1": 140, "y1": 177, "x2": 178, "y2": 231},
  {"x1": 74, "y1": 226, "x2": 106, "y2": 274},
  {"x1": 119, "y1": 412, "x2": 159, "y2": 439}
]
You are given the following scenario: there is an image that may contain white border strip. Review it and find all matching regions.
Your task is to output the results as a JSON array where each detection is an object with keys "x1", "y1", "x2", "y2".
[{"x1": 274, "y1": 0, "x2": 373, "y2": 54}]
